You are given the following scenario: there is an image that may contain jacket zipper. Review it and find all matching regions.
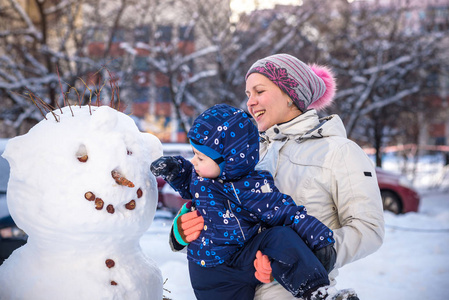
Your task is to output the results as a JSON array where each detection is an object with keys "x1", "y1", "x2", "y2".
[{"x1": 229, "y1": 183, "x2": 246, "y2": 241}]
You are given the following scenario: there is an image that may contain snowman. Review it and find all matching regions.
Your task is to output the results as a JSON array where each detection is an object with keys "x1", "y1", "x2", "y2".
[{"x1": 0, "y1": 105, "x2": 163, "y2": 300}]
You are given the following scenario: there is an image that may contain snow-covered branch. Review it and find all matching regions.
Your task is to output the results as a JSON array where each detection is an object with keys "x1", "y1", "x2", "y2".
[
  {"x1": 361, "y1": 86, "x2": 421, "y2": 115},
  {"x1": 186, "y1": 69, "x2": 217, "y2": 85},
  {"x1": 43, "y1": 0, "x2": 77, "y2": 14},
  {"x1": 0, "y1": 74, "x2": 59, "y2": 90},
  {"x1": 362, "y1": 55, "x2": 414, "y2": 75},
  {"x1": 171, "y1": 46, "x2": 219, "y2": 71}
]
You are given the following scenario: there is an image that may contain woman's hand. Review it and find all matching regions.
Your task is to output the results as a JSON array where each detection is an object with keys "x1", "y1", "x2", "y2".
[{"x1": 254, "y1": 250, "x2": 273, "y2": 283}]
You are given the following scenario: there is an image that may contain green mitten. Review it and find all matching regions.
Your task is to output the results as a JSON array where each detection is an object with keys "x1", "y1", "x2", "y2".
[{"x1": 172, "y1": 202, "x2": 204, "y2": 246}]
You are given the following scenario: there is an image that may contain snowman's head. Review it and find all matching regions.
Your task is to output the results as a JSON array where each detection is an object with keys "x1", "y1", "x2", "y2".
[{"x1": 3, "y1": 105, "x2": 162, "y2": 244}]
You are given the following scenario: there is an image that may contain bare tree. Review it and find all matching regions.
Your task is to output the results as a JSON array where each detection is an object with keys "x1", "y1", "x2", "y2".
[
  {"x1": 2, "y1": 0, "x2": 446, "y2": 154},
  {"x1": 0, "y1": 0, "x2": 221, "y2": 138},
  {"x1": 187, "y1": 1, "x2": 325, "y2": 110},
  {"x1": 322, "y1": 2, "x2": 447, "y2": 166},
  {"x1": 0, "y1": 0, "x2": 105, "y2": 136}
]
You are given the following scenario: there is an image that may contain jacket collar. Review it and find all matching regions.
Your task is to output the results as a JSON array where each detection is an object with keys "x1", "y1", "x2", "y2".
[{"x1": 260, "y1": 109, "x2": 347, "y2": 144}]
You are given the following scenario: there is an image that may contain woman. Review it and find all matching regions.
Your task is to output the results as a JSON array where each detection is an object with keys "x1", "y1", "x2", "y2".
[{"x1": 245, "y1": 53, "x2": 385, "y2": 300}]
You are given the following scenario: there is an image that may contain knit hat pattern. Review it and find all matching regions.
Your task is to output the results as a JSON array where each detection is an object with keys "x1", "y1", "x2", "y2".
[
  {"x1": 245, "y1": 53, "x2": 336, "y2": 111},
  {"x1": 188, "y1": 104, "x2": 259, "y2": 181}
]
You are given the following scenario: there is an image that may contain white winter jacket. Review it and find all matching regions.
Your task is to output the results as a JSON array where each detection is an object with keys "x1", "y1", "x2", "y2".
[{"x1": 255, "y1": 109, "x2": 385, "y2": 286}]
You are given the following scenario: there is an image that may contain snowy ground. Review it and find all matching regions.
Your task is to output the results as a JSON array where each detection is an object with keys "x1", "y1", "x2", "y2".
[
  {"x1": 336, "y1": 190, "x2": 449, "y2": 300},
  {"x1": 141, "y1": 189, "x2": 449, "y2": 300}
]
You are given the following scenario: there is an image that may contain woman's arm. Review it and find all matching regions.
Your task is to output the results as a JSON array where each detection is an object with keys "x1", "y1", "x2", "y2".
[{"x1": 330, "y1": 142, "x2": 385, "y2": 268}]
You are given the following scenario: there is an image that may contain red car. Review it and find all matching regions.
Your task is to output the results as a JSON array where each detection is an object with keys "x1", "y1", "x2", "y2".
[
  {"x1": 376, "y1": 167, "x2": 420, "y2": 214},
  {"x1": 156, "y1": 144, "x2": 420, "y2": 215}
]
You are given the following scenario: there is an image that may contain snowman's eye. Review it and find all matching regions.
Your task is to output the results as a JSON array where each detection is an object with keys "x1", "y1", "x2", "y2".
[
  {"x1": 127, "y1": 149, "x2": 132, "y2": 155},
  {"x1": 76, "y1": 144, "x2": 88, "y2": 162}
]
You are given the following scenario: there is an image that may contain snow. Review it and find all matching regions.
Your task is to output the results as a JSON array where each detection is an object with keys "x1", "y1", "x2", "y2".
[
  {"x1": 0, "y1": 105, "x2": 448, "y2": 299},
  {"x1": 336, "y1": 190, "x2": 449, "y2": 300},
  {"x1": 0, "y1": 105, "x2": 164, "y2": 300}
]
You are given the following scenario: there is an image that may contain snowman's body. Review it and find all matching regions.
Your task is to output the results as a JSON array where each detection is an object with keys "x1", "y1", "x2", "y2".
[
  {"x1": 2, "y1": 241, "x2": 161, "y2": 299},
  {"x1": 0, "y1": 106, "x2": 163, "y2": 300}
]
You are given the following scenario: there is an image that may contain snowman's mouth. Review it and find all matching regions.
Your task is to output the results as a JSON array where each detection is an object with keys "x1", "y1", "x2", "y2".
[
  {"x1": 84, "y1": 170, "x2": 142, "y2": 214},
  {"x1": 84, "y1": 188, "x2": 142, "y2": 214},
  {"x1": 84, "y1": 189, "x2": 142, "y2": 214}
]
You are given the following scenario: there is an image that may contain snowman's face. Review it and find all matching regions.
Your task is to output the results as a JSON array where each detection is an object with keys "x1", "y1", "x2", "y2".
[{"x1": 3, "y1": 106, "x2": 162, "y2": 242}]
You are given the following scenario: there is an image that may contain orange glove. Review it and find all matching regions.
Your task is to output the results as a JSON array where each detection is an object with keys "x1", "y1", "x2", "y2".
[
  {"x1": 254, "y1": 250, "x2": 274, "y2": 283},
  {"x1": 173, "y1": 208, "x2": 204, "y2": 245}
]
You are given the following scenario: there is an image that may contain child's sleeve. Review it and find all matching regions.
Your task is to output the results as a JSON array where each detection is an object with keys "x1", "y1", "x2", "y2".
[
  {"x1": 167, "y1": 156, "x2": 194, "y2": 200},
  {"x1": 242, "y1": 177, "x2": 335, "y2": 251},
  {"x1": 285, "y1": 204, "x2": 335, "y2": 251}
]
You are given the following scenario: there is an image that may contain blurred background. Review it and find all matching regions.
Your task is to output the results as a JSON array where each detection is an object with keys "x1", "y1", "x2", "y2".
[
  {"x1": 0, "y1": 0, "x2": 448, "y2": 183},
  {"x1": 0, "y1": 3, "x2": 448, "y2": 295}
]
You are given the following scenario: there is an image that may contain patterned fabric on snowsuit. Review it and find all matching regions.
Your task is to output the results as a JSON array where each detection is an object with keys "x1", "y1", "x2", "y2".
[
  {"x1": 166, "y1": 104, "x2": 335, "y2": 268},
  {"x1": 188, "y1": 226, "x2": 330, "y2": 299}
]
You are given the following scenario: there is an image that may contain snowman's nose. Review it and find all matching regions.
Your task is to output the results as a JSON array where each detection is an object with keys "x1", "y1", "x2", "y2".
[{"x1": 111, "y1": 170, "x2": 135, "y2": 188}]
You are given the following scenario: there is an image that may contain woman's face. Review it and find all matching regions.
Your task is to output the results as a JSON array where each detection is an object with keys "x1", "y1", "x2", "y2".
[{"x1": 246, "y1": 73, "x2": 301, "y2": 132}]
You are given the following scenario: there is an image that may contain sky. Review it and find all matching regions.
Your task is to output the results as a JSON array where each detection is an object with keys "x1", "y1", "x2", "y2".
[
  {"x1": 229, "y1": 0, "x2": 371, "y2": 16},
  {"x1": 230, "y1": 0, "x2": 302, "y2": 20},
  {"x1": 230, "y1": 0, "x2": 302, "y2": 13}
]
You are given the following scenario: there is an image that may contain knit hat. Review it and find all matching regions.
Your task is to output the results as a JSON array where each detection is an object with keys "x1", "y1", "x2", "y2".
[{"x1": 245, "y1": 53, "x2": 336, "y2": 112}]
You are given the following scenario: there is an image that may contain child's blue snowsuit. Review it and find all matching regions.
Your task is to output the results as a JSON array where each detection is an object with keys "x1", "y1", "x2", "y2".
[{"x1": 167, "y1": 104, "x2": 334, "y2": 299}]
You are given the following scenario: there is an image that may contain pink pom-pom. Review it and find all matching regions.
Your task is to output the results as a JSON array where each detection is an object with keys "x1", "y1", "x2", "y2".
[{"x1": 309, "y1": 64, "x2": 336, "y2": 111}]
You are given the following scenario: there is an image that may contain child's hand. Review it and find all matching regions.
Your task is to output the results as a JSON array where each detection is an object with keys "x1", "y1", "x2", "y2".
[
  {"x1": 254, "y1": 250, "x2": 273, "y2": 283},
  {"x1": 178, "y1": 210, "x2": 204, "y2": 242},
  {"x1": 150, "y1": 156, "x2": 180, "y2": 181},
  {"x1": 173, "y1": 203, "x2": 204, "y2": 246}
]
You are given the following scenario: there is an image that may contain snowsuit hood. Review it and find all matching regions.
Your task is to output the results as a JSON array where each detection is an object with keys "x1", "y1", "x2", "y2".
[{"x1": 187, "y1": 104, "x2": 259, "y2": 181}]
